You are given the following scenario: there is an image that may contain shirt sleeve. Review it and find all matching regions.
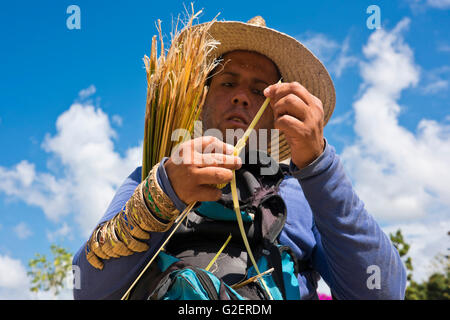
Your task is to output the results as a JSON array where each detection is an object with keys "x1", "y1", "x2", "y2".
[{"x1": 289, "y1": 140, "x2": 407, "y2": 299}]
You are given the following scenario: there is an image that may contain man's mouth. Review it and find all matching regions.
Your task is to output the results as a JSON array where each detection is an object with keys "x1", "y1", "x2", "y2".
[
  {"x1": 229, "y1": 117, "x2": 246, "y2": 124},
  {"x1": 225, "y1": 113, "x2": 249, "y2": 126}
]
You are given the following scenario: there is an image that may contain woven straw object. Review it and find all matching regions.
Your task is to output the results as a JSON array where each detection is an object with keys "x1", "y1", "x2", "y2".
[{"x1": 195, "y1": 16, "x2": 336, "y2": 162}]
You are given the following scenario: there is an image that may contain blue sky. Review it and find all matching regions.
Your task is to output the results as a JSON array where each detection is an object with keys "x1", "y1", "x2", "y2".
[{"x1": 0, "y1": 0, "x2": 449, "y2": 299}]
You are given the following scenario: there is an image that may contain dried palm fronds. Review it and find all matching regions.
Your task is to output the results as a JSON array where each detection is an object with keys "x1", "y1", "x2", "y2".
[{"x1": 141, "y1": 5, "x2": 220, "y2": 181}]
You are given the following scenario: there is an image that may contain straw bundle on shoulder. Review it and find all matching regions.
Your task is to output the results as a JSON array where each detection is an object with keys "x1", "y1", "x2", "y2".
[{"x1": 141, "y1": 6, "x2": 220, "y2": 180}]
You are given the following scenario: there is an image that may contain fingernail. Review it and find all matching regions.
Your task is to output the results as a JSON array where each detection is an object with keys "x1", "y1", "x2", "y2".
[{"x1": 264, "y1": 87, "x2": 271, "y2": 95}]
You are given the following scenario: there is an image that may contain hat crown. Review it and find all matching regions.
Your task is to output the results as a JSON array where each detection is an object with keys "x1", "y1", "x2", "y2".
[{"x1": 247, "y1": 16, "x2": 266, "y2": 27}]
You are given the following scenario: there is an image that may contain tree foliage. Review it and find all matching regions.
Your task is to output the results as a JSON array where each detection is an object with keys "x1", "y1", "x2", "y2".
[
  {"x1": 390, "y1": 229, "x2": 449, "y2": 300},
  {"x1": 27, "y1": 244, "x2": 73, "y2": 296}
]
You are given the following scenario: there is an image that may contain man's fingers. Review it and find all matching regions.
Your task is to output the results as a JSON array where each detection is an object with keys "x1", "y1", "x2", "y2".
[
  {"x1": 172, "y1": 136, "x2": 236, "y2": 165},
  {"x1": 265, "y1": 82, "x2": 324, "y2": 124},
  {"x1": 265, "y1": 82, "x2": 314, "y2": 106},
  {"x1": 195, "y1": 153, "x2": 242, "y2": 169},
  {"x1": 193, "y1": 136, "x2": 235, "y2": 155},
  {"x1": 194, "y1": 167, "x2": 235, "y2": 185},
  {"x1": 274, "y1": 114, "x2": 305, "y2": 134},
  {"x1": 272, "y1": 94, "x2": 308, "y2": 121}
]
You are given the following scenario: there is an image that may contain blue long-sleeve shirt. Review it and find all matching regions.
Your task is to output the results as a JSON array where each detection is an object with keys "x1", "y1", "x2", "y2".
[{"x1": 72, "y1": 141, "x2": 406, "y2": 300}]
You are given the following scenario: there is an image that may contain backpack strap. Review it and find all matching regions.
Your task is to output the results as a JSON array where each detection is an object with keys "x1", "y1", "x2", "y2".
[{"x1": 265, "y1": 244, "x2": 287, "y2": 300}]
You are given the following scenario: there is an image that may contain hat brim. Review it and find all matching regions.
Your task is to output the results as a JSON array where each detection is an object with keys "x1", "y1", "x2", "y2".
[{"x1": 196, "y1": 21, "x2": 336, "y2": 162}]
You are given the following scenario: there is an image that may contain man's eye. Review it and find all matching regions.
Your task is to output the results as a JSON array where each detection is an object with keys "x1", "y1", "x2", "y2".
[
  {"x1": 222, "y1": 82, "x2": 234, "y2": 87},
  {"x1": 252, "y1": 89, "x2": 264, "y2": 96}
]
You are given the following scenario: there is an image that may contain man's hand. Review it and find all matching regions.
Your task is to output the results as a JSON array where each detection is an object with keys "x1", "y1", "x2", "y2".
[
  {"x1": 264, "y1": 81, "x2": 325, "y2": 169},
  {"x1": 164, "y1": 136, "x2": 242, "y2": 204}
]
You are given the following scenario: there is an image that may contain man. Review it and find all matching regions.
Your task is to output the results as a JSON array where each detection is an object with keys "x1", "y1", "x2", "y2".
[{"x1": 73, "y1": 16, "x2": 406, "y2": 300}]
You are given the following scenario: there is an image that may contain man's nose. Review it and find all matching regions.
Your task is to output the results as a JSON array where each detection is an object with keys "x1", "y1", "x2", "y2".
[{"x1": 231, "y1": 91, "x2": 250, "y2": 108}]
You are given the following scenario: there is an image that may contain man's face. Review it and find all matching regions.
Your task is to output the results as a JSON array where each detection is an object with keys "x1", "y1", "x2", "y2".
[{"x1": 201, "y1": 50, "x2": 280, "y2": 147}]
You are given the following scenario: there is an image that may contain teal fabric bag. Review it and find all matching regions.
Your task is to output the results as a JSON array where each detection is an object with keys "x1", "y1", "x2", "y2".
[
  {"x1": 196, "y1": 201, "x2": 253, "y2": 222},
  {"x1": 150, "y1": 246, "x2": 301, "y2": 300},
  {"x1": 246, "y1": 246, "x2": 301, "y2": 300},
  {"x1": 151, "y1": 252, "x2": 244, "y2": 300}
]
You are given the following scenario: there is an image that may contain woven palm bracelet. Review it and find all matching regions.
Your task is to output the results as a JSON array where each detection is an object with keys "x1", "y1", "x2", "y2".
[
  {"x1": 142, "y1": 177, "x2": 172, "y2": 221},
  {"x1": 105, "y1": 219, "x2": 134, "y2": 257},
  {"x1": 85, "y1": 240, "x2": 104, "y2": 270},
  {"x1": 119, "y1": 206, "x2": 150, "y2": 240},
  {"x1": 98, "y1": 221, "x2": 122, "y2": 258},
  {"x1": 114, "y1": 214, "x2": 149, "y2": 252},
  {"x1": 89, "y1": 226, "x2": 110, "y2": 260},
  {"x1": 130, "y1": 181, "x2": 174, "y2": 233},
  {"x1": 146, "y1": 163, "x2": 180, "y2": 221},
  {"x1": 125, "y1": 197, "x2": 152, "y2": 232}
]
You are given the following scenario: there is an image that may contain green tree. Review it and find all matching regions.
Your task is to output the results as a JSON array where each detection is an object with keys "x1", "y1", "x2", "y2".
[
  {"x1": 28, "y1": 244, "x2": 73, "y2": 296},
  {"x1": 390, "y1": 229, "x2": 413, "y2": 282},
  {"x1": 425, "y1": 252, "x2": 450, "y2": 300},
  {"x1": 389, "y1": 229, "x2": 449, "y2": 300}
]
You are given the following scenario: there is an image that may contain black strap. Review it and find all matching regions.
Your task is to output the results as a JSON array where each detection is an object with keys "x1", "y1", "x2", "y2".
[
  {"x1": 279, "y1": 163, "x2": 291, "y2": 176},
  {"x1": 266, "y1": 244, "x2": 287, "y2": 300},
  {"x1": 145, "y1": 261, "x2": 190, "y2": 300},
  {"x1": 193, "y1": 267, "x2": 220, "y2": 300}
]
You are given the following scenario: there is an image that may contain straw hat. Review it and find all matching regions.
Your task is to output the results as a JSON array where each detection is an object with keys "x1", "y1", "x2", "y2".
[{"x1": 196, "y1": 16, "x2": 336, "y2": 163}]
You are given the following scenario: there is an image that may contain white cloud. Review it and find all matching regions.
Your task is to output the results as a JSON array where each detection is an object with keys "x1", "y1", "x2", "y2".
[
  {"x1": 341, "y1": 18, "x2": 449, "y2": 219},
  {"x1": 77, "y1": 84, "x2": 96, "y2": 100},
  {"x1": 327, "y1": 110, "x2": 353, "y2": 126},
  {"x1": 339, "y1": 18, "x2": 450, "y2": 281},
  {"x1": 297, "y1": 33, "x2": 358, "y2": 78},
  {"x1": 438, "y1": 43, "x2": 450, "y2": 52},
  {"x1": 426, "y1": 0, "x2": 450, "y2": 9},
  {"x1": 421, "y1": 66, "x2": 450, "y2": 94},
  {"x1": 41, "y1": 103, "x2": 142, "y2": 234},
  {"x1": 46, "y1": 222, "x2": 72, "y2": 242},
  {"x1": 0, "y1": 254, "x2": 32, "y2": 299},
  {"x1": 332, "y1": 37, "x2": 359, "y2": 78},
  {"x1": 112, "y1": 114, "x2": 123, "y2": 127},
  {"x1": 408, "y1": 0, "x2": 450, "y2": 10},
  {"x1": 13, "y1": 222, "x2": 33, "y2": 240},
  {"x1": 298, "y1": 32, "x2": 339, "y2": 61},
  {"x1": 0, "y1": 254, "x2": 29, "y2": 289},
  {"x1": 0, "y1": 161, "x2": 72, "y2": 221},
  {"x1": 422, "y1": 79, "x2": 448, "y2": 94},
  {"x1": 0, "y1": 94, "x2": 142, "y2": 237}
]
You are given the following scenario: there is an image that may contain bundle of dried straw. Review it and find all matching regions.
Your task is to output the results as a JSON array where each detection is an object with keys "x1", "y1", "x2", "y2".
[{"x1": 141, "y1": 6, "x2": 220, "y2": 181}]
